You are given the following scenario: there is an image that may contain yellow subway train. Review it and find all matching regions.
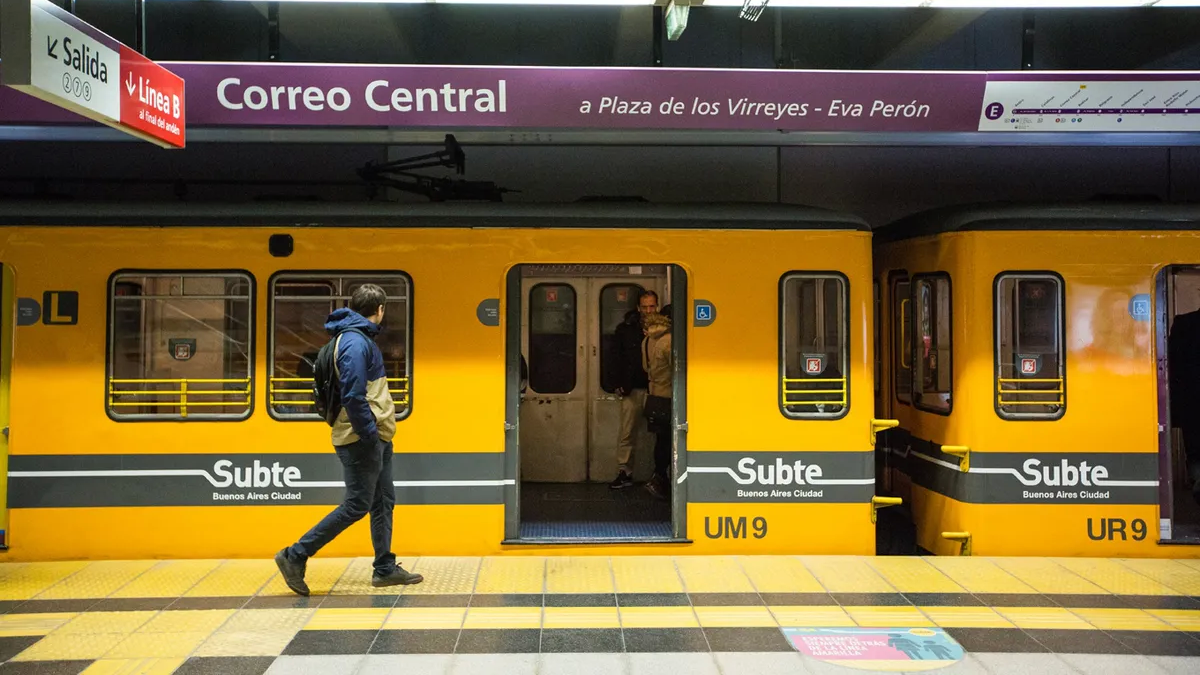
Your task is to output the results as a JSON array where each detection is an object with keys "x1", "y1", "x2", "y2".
[
  {"x1": 874, "y1": 201, "x2": 1200, "y2": 558},
  {"x1": 0, "y1": 201, "x2": 890, "y2": 562}
]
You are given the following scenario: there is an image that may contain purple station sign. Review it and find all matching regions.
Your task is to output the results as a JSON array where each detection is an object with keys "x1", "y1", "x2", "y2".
[{"x1": 1, "y1": 61, "x2": 1198, "y2": 134}]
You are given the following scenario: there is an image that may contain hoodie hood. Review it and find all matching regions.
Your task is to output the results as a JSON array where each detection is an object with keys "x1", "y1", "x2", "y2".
[
  {"x1": 325, "y1": 307, "x2": 381, "y2": 337},
  {"x1": 643, "y1": 312, "x2": 670, "y2": 338}
]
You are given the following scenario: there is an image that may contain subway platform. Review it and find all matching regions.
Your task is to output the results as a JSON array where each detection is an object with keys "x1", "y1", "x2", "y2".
[{"x1": 0, "y1": 555, "x2": 1198, "y2": 674}]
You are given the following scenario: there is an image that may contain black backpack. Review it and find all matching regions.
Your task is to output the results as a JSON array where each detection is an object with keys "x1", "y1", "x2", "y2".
[{"x1": 312, "y1": 328, "x2": 365, "y2": 426}]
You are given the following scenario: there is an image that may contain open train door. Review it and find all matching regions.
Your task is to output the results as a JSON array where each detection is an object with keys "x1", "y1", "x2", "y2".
[
  {"x1": 1156, "y1": 265, "x2": 1200, "y2": 544},
  {"x1": 0, "y1": 264, "x2": 14, "y2": 550}
]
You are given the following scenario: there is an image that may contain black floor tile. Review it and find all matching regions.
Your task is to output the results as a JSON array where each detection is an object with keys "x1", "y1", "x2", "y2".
[
  {"x1": 904, "y1": 593, "x2": 982, "y2": 607},
  {"x1": 89, "y1": 598, "x2": 175, "y2": 612},
  {"x1": 974, "y1": 593, "x2": 1057, "y2": 608},
  {"x1": 617, "y1": 593, "x2": 690, "y2": 607},
  {"x1": 1046, "y1": 594, "x2": 1129, "y2": 609},
  {"x1": 622, "y1": 628, "x2": 709, "y2": 652},
  {"x1": 320, "y1": 595, "x2": 399, "y2": 609},
  {"x1": 9, "y1": 600, "x2": 97, "y2": 614},
  {"x1": 468, "y1": 594, "x2": 543, "y2": 607},
  {"x1": 544, "y1": 594, "x2": 617, "y2": 607},
  {"x1": 702, "y1": 627, "x2": 792, "y2": 652},
  {"x1": 455, "y1": 629, "x2": 541, "y2": 653},
  {"x1": 172, "y1": 657, "x2": 276, "y2": 675},
  {"x1": 1120, "y1": 596, "x2": 1200, "y2": 610},
  {"x1": 689, "y1": 593, "x2": 762, "y2": 606},
  {"x1": 395, "y1": 595, "x2": 471, "y2": 608},
  {"x1": 0, "y1": 661, "x2": 93, "y2": 674},
  {"x1": 0, "y1": 637, "x2": 42, "y2": 662},
  {"x1": 832, "y1": 593, "x2": 911, "y2": 606},
  {"x1": 540, "y1": 629, "x2": 623, "y2": 653},
  {"x1": 245, "y1": 596, "x2": 322, "y2": 609},
  {"x1": 370, "y1": 629, "x2": 461, "y2": 654},
  {"x1": 1105, "y1": 630, "x2": 1200, "y2": 656},
  {"x1": 943, "y1": 628, "x2": 1048, "y2": 653},
  {"x1": 759, "y1": 593, "x2": 837, "y2": 606},
  {"x1": 282, "y1": 629, "x2": 378, "y2": 655},
  {"x1": 1025, "y1": 629, "x2": 1136, "y2": 654},
  {"x1": 167, "y1": 597, "x2": 251, "y2": 611}
]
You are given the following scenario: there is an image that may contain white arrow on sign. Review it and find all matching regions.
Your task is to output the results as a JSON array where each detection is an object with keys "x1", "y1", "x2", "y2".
[{"x1": 125, "y1": 71, "x2": 135, "y2": 95}]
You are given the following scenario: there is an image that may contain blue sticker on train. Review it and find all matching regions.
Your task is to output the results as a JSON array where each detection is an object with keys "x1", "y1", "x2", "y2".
[{"x1": 1129, "y1": 294, "x2": 1151, "y2": 322}]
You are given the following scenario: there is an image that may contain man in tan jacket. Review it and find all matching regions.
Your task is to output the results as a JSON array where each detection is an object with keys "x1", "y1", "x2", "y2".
[{"x1": 642, "y1": 308, "x2": 673, "y2": 500}]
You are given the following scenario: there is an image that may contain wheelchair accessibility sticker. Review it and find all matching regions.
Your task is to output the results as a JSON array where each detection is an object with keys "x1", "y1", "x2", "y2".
[{"x1": 783, "y1": 627, "x2": 964, "y2": 671}]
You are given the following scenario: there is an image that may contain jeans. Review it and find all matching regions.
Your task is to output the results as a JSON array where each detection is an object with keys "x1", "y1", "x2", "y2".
[
  {"x1": 285, "y1": 435, "x2": 397, "y2": 575},
  {"x1": 653, "y1": 428, "x2": 671, "y2": 493},
  {"x1": 617, "y1": 388, "x2": 647, "y2": 473}
]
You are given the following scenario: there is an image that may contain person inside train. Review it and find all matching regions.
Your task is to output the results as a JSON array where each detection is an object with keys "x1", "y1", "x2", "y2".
[
  {"x1": 643, "y1": 304, "x2": 673, "y2": 500},
  {"x1": 1168, "y1": 308, "x2": 1200, "y2": 506},
  {"x1": 610, "y1": 290, "x2": 657, "y2": 490},
  {"x1": 274, "y1": 284, "x2": 424, "y2": 596}
]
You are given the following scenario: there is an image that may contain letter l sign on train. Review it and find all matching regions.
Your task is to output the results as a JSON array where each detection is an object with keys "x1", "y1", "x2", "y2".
[{"x1": 0, "y1": 0, "x2": 185, "y2": 148}]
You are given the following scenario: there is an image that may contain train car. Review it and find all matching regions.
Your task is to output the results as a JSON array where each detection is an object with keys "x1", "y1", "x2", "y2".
[
  {"x1": 0, "y1": 200, "x2": 894, "y2": 561},
  {"x1": 874, "y1": 200, "x2": 1200, "y2": 558}
]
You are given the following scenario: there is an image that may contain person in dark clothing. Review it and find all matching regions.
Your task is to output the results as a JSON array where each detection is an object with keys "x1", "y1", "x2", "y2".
[
  {"x1": 643, "y1": 305, "x2": 673, "y2": 500},
  {"x1": 275, "y1": 284, "x2": 423, "y2": 596},
  {"x1": 1169, "y1": 308, "x2": 1200, "y2": 505},
  {"x1": 610, "y1": 292, "x2": 658, "y2": 489}
]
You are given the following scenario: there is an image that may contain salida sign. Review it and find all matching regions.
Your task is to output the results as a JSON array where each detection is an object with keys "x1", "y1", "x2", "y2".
[{"x1": 0, "y1": 0, "x2": 184, "y2": 148}]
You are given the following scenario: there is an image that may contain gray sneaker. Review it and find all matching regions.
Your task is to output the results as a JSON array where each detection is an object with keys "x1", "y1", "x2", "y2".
[
  {"x1": 274, "y1": 549, "x2": 310, "y2": 597},
  {"x1": 372, "y1": 566, "x2": 424, "y2": 587}
]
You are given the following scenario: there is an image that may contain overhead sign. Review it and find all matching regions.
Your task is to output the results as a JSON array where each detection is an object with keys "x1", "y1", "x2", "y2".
[
  {"x1": 1, "y1": 58, "x2": 1199, "y2": 136},
  {"x1": 0, "y1": 0, "x2": 185, "y2": 147},
  {"x1": 979, "y1": 74, "x2": 1200, "y2": 132}
]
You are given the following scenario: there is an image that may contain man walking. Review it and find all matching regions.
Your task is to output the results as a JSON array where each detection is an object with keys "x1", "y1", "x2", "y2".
[{"x1": 275, "y1": 284, "x2": 423, "y2": 595}]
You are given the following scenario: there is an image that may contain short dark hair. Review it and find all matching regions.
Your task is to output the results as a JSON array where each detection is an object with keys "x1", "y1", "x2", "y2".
[
  {"x1": 349, "y1": 283, "x2": 387, "y2": 318},
  {"x1": 639, "y1": 290, "x2": 659, "y2": 303}
]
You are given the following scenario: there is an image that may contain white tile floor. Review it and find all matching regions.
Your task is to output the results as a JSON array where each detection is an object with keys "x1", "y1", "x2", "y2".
[{"x1": 258, "y1": 652, "x2": 1200, "y2": 674}]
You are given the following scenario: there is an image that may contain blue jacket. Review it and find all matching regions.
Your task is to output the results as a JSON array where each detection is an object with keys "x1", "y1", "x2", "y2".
[{"x1": 326, "y1": 308, "x2": 396, "y2": 446}]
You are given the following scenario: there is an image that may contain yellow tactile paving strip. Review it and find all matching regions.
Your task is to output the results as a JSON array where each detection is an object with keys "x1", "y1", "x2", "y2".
[{"x1": 0, "y1": 554, "x2": 1197, "y2": 664}]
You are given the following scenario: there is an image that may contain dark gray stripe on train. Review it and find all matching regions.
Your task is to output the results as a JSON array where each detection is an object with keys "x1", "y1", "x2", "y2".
[
  {"x1": 7, "y1": 452, "x2": 506, "y2": 508},
  {"x1": 880, "y1": 429, "x2": 1158, "y2": 505},
  {"x1": 686, "y1": 451, "x2": 874, "y2": 503}
]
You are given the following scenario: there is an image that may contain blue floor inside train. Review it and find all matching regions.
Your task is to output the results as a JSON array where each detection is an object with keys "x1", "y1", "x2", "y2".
[{"x1": 519, "y1": 482, "x2": 672, "y2": 540}]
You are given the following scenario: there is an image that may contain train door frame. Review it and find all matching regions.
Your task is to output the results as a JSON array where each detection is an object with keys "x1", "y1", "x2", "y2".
[
  {"x1": 1155, "y1": 264, "x2": 1200, "y2": 544},
  {"x1": 0, "y1": 264, "x2": 13, "y2": 550},
  {"x1": 502, "y1": 262, "x2": 689, "y2": 543}
]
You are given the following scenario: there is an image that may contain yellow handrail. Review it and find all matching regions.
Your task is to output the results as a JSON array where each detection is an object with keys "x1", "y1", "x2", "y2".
[
  {"x1": 268, "y1": 377, "x2": 410, "y2": 408},
  {"x1": 996, "y1": 376, "x2": 1064, "y2": 408},
  {"x1": 108, "y1": 378, "x2": 251, "y2": 418},
  {"x1": 782, "y1": 376, "x2": 848, "y2": 408}
]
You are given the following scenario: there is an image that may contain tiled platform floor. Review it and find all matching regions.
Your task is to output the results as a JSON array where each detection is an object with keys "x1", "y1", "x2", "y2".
[{"x1": 0, "y1": 555, "x2": 1198, "y2": 673}]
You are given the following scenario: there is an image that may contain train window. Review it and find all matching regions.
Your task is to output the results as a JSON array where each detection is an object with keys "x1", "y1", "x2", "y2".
[
  {"x1": 107, "y1": 271, "x2": 253, "y2": 421},
  {"x1": 529, "y1": 283, "x2": 577, "y2": 394},
  {"x1": 599, "y1": 284, "x2": 644, "y2": 394},
  {"x1": 780, "y1": 273, "x2": 849, "y2": 419},
  {"x1": 913, "y1": 274, "x2": 952, "y2": 414},
  {"x1": 892, "y1": 276, "x2": 912, "y2": 405},
  {"x1": 995, "y1": 273, "x2": 1065, "y2": 420},
  {"x1": 269, "y1": 273, "x2": 411, "y2": 420}
]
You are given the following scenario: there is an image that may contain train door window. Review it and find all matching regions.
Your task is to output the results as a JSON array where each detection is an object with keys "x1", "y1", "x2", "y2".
[
  {"x1": 995, "y1": 273, "x2": 1065, "y2": 420},
  {"x1": 529, "y1": 283, "x2": 577, "y2": 394},
  {"x1": 780, "y1": 273, "x2": 849, "y2": 419},
  {"x1": 913, "y1": 274, "x2": 952, "y2": 414},
  {"x1": 107, "y1": 271, "x2": 253, "y2": 420},
  {"x1": 269, "y1": 273, "x2": 411, "y2": 419},
  {"x1": 599, "y1": 284, "x2": 644, "y2": 393},
  {"x1": 892, "y1": 276, "x2": 912, "y2": 405}
]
